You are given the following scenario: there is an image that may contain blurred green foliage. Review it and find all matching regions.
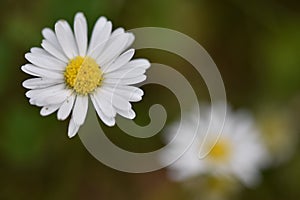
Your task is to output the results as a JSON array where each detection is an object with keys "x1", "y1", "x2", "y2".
[
  {"x1": 0, "y1": 0, "x2": 299, "y2": 199},
  {"x1": 1, "y1": 105, "x2": 45, "y2": 165}
]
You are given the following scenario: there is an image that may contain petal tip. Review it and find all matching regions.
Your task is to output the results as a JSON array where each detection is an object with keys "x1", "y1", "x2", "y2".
[
  {"x1": 68, "y1": 122, "x2": 80, "y2": 138},
  {"x1": 21, "y1": 65, "x2": 27, "y2": 73},
  {"x1": 68, "y1": 132, "x2": 77, "y2": 138},
  {"x1": 75, "y1": 12, "x2": 84, "y2": 17}
]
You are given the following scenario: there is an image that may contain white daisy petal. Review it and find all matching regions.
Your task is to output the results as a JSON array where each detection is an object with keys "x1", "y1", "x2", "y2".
[
  {"x1": 41, "y1": 39, "x2": 69, "y2": 62},
  {"x1": 43, "y1": 89, "x2": 71, "y2": 105},
  {"x1": 88, "y1": 19, "x2": 112, "y2": 57},
  {"x1": 103, "y1": 75, "x2": 146, "y2": 85},
  {"x1": 42, "y1": 28, "x2": 68, "y2": 60},
  {"x1": 88, "y1": 21, "x2": 112, "y2": 59},
  {"x1": 25, "y1": 83, "x2": 65, "y2": 98},
  {"x1": 102, "y1": 85, "x2": 143, "y2": 102},
  {"x1": 111, "y1": 27, "x2": 124, "y2": 37},
  {"x1": 25, "y1": 52, "x2": 66, "y2": 71},
  {"x1": 42, "y1": 28, "x2": 59, "y2": 46},
  {"x1": 92, "y1": 89, "x2": 116, "y2": 118},
  {"x1": 72, "y1": 95, "x2": 88, "y2": 125},
  {"x1": 55, "y1": 20, "x2": 78, "y2": 59},
  {"x1": 110, "y1": 29, "x2": 134, "y2": 53},
  {"x1": 22, "y1": 77, "x2": 63, "y2": 89},
  {"x1": 30, "y1": 47, "x2": 46, "y2": 54},
  {"x1": 115, "y1": 96, "x2": 132, "y2": 110},
  {"x1": 105, "y1": 68, "x2": 146, "y2": 79},
  {"x1": 125, "y1": 33, "x2": 135, "y2": 49},
  {"x1": 96, "y1": 33, "x2": 129, "y2": 66},
  {"x1": 121, "y1": 59, "x2": 151, "y2": 70},
  {"x1": 118, "y1": 92, "x2": 142, "y2": 102},
  {"x1": 30, "y1": 89, "x2": 72, "y2": 106},
  {"x1": 68, "y1": 117, "x2": 80, "y2": 138},
  {"x1": 90, "y1": 94, "x2": 116, "y2": 126},
  {"x1": 101, "y1": 88, "x2": 131, "y2": 111},
  {"x1": 40, "y1": 104, "x2": 61, "y2": 116},
  {"x1": 115, "y1": 108, "x2": 136, "y2": 119},
  {"x1": 87, "y1": 40, "x2": 107, "y2": 61},
  {"x1": 102, "y1": 49, "x2": 135, "y2": 73},
  {"x1": 57, "y1": 94, "x2": 76, "y2": 120},
  {"x1": 112, "y1": 96, "x2": 131, "y2": 111},
  {"x1": 74, "y1": 12, "x2": 88, "y2": 56},
  {"x1": 21, "y1": 64, "x2": 64, "y2": 79}
]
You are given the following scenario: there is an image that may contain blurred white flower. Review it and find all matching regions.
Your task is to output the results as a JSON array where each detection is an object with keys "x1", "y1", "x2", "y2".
[
  {"x1": 21, "y1": 12, "x2": 150, "y2": 138},
  {"x1": 161, "y1": 103, "x2": 270, "y2": 187}
]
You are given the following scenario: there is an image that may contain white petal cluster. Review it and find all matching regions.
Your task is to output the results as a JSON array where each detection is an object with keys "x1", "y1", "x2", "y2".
[
  {"x1": 22, "y1": 13, "x2": 150, "y2": 138},
  {"x1": 160, "y1": 103, "x2": 270, "y2": 187}
]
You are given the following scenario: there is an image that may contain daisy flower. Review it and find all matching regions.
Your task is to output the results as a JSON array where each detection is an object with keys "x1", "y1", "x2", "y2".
[
  {"x1": 160, "y1": 103, "x2": 270, "y2": 187},
  {"x1": 21, "y1": 12, "x2": 150, "y2": 138}
]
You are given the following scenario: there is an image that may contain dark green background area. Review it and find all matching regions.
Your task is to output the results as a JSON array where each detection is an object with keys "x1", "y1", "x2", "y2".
[{"x1": 0, "y1": 0, "x2": 300, "y2": 199}]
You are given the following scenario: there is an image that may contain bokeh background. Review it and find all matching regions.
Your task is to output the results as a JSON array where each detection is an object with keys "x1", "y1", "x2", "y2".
[{"x1": 1, "y1": 0, "x2": 300, "y2": 199}]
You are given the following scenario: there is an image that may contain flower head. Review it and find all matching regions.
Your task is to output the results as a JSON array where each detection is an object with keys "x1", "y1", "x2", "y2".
[
  {"x1": 160, "y1": 103, "x2": 270, "y2": 187},
  {"x1": 22, "y1": 12, "x2": 150, "y2": 138}
]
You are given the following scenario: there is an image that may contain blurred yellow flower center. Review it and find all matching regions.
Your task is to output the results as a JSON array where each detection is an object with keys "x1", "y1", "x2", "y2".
[
  {"x1": 208, "y1": 139, "x2": 231, "y2": 162},
  {"x1": 64, "y1": 56, "x2": 103, "y2": 95}
]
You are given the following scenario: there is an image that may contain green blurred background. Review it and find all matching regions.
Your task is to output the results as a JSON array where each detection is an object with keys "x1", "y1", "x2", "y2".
[{"x1": 0, "y1": 0, "x2": 300, "y2": 199}]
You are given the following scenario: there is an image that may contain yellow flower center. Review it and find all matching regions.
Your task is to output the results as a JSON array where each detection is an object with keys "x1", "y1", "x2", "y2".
[
  {"x1": 64, "y1": 56, "x2": 103, "y2": 95},
  {"x1": 207, "y1": 139, "x2": 231, "y2": 162}
]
